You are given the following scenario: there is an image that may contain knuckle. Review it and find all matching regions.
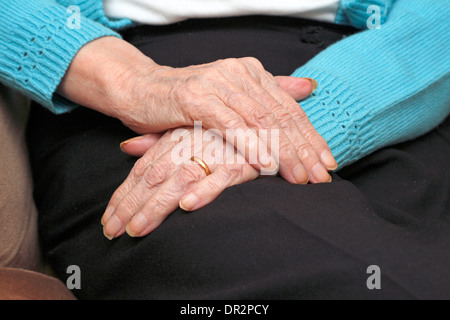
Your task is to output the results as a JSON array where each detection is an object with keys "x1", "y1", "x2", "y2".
[
  {"x1": 263, "y1": 71, "x2": 279, "y2": 86},
  {"x1": 117, "y1": 194, "x2": 141, "y2": 222},
  {"x1": 133, "y1": 158, "x2": 149, "y2": 178},
  {"x1": 277, "y1": 92, "x2": 297, "y2": 108},
  {"x1": 225, "y1": 164, "x2": 246, "y2": 180},
  {"x1": 275, "y1": 110, "x2": 293, "y2": 130},
  {"x1": 278, "y1": 142, "x2": 297, "y2": 160},
  {"x1": 144, "y1": 163, "x2": 169, "y2": 187},
  {"x1": 219, "y1": 57, "x2": 235, "y2": 65},
  {"x1": 292, "y1": 108, "x2": 309, "y2": 124},
  {"x1": 302, "y1": 126, "x2": 323, "y2": 144},
  {"x1": 203, "y1": 178, "x2": 221, "y2": 193},
  {"x1": 203, "y1": 168, "x2": 234, "y2": 192},
  {"x1": 226, "y1": 90, "x2": 245, "y2": 106},
  {"x1": 241, "y1": 57, "x2": 264, "y2": 69},
  {"x1": 202, "y1": 67, "x2": 222, "y2": 81},
  {"x1": 250, "y1": 109, "x2": 274, "y2": 128},
  {"x1": 151, "y1": 193, "x2": 173, "y2": 211},
  {"x1": 221, "y1": 58, "x2": 244, "y2": 70},
  {"x1": 219, "y1": 112, "x2": 244, "y2": 130},
  {"x1": 180, "y1": 163, "x2": 205, "y2": 182},
  {"x1": 294, "y1": 142, "x2": 313, "y2": 160}
]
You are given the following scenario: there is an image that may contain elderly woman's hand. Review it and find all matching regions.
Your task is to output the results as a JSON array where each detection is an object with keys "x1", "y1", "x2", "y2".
[
  {"x1": 59, "y1": 37, "x2": 337, "y2": 186},
  {"x1": 101, "y1": 127, "x2": 260, "y2": 239}
]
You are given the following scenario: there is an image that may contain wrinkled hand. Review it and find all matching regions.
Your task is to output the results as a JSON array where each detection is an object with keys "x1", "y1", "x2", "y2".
[
  {"x1": 125, "y1": 58, "x2": 336, "y2": 183},
  {"x1": 101, "y1": 127, "x2": 259, "y2": 239},
  {"x1": 59, "y1": 37, "x2": 337, "y2": 186}
]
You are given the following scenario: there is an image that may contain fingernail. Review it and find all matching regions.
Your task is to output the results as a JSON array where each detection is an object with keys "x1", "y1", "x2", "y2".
[
  {"x1": 101, "y1": 206, "x2": 115, "y2": 226},
  {"x1": 103, "y1": 228, "x2": 114, "y2": 240},
  {"x1": 180, "y1": 193, "x2": 199, "y2": 211},
  {"x1": 259, "y1": 153, "x2": 271, "y2": 167},
  {"x1": 312, "y1": 162, "x2": 332, "y2": 183},
  {"x1": 104, "y1": 215, "x2": 122, "y2": 240},
  {"x1": 260, "y1": 153, "x2": 278, "y2": 170},
  {"x1": 320, "y1": 150, "x2": 338, "y2": 171},
  {"x1": 305, "y1": 78, "x2": 318, "y2": 94},
  {"x1": 293, "y1": 164, "x2": 309, "y2": 184},
  {"x1": 125, "y1": 224, "x2": 136, "y2": 237},
  {"x1": 120, "y1": 136, "x2": 142, "y2": 152},
  {"x1": 127, "y1": 212, "x2": 147, "y2": 237}
]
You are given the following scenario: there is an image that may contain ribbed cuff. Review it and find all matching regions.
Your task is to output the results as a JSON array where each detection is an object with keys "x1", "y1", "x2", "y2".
[
  {"x1": 292, "y1": 66, "x2": 377, "y2": 169},
  {"x1": 0, "y1": 1, "x2": 121, "y2": 113}
]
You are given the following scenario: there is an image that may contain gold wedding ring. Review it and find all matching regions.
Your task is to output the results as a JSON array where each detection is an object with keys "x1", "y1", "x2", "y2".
[{"x1": 191, "y1": 156, "x2": 211, "y2": 176}]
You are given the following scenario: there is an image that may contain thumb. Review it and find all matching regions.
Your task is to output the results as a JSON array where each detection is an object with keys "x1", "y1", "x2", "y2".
[
  {"x1": 275, "y1": 76, "x2": 318, "y2": 101},
  {"x1": 120, "y1": 133, "x2": 163, "y2": 157}
]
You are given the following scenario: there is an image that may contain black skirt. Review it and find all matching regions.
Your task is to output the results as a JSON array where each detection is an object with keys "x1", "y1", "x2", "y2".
[{"x1": 27, "y1": 16, "x2": 450, "y2": 300}]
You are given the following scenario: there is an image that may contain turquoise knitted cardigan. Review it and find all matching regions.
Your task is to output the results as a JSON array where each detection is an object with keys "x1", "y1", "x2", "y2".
[{"x1": 0, "y1": 0, "x2": 449, "y2": 169}]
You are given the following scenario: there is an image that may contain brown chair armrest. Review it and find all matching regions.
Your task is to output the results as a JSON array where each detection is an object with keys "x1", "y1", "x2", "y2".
[{"x1": 0, "y1": 267, "x2": 76, "y2": 300}]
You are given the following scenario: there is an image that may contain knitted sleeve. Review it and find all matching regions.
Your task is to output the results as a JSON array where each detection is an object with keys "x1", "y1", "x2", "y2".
[
  {"x1": 292, "y1": 0, "x2": 450, "y2": 169},
  {"x1": 0, "y1": 0, "x2": 130, "y2": 114}
]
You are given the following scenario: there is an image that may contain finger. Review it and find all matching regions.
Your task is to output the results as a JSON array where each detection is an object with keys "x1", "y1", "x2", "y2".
[
  {"x1": 230, "y1": 69, "x2": 316, "y2": 183},
  {"x1": 180, "y1": 138, "x2": 257, "y2": 211},
  {"x1": 120, "y1": 133, "x2": 164, "y2": 157},
  {"x1": 126, "y1": 161, "x2": 207, "y2": 237},
  {"x1": 168, "y1": 69, "x2": 279, "y2": 173},
  {"x1": 261, "y1": 74, "x2": 336, "y2": 181},
  {"x1": 224, "y1": 89, "x2": 311, "y2": 183},
  {"x1": 274, "y1": 76, "x2": 317, "y2": 101},
  {"x1": 101, "y1": 159, "x2": 144, "y2": 227},
  {"x1": 212, "y1": 75, "x2": 312, "y2": 182},
  {"x1": 216, "y1": 59, "x2": 320, "y2": 183},
  {"x1": 102, "y1": 128, "x2": 196, "y2": 238},
  {"x1": 283, "y1": 96, "x2": 338, "y2": 172},
  {"x1": 243, "y1": 86, "x2": 312, "y2": 183},
  {"x1": 194, "y1": 99, "x2": 278, "y2": 174},
  {"x1": 103, "y1": 154, "x2": 178, "y2": 239},
  {"x1": 239, "y1": 58, "x2": 336, "y2": 177},
  {"x1": 179, "y1": 163, "x2": 258, "y2": 212},
  {"x1": 278, "y1": 76, "x2": 337, "y2": 171},
  {"x1": 293, "y1": 106, "x2": 338, "y2": 172},
  {"x1": 101, "y1": 130, "x2": 186, "y2": 228}
]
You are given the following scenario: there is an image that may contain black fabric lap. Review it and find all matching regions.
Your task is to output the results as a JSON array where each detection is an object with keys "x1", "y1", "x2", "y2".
[{"x1": 27, "y1": 16, "x2": 450, "y2": 300}]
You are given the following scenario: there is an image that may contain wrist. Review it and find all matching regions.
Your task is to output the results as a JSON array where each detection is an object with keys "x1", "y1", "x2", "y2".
[{"x1": 58, "y1": 36, "x2": 158, "y2": 120}]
